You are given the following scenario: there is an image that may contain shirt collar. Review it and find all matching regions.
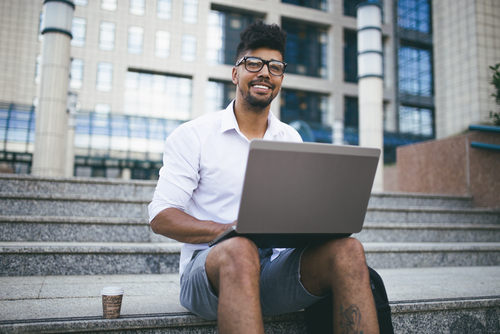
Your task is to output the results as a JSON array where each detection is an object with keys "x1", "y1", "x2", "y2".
[
  {"x1": 220, "y1": 100, "x2": 285, "y2": 139},
  {"x1": 220, "y1": 100, "x2": 239, "y2": 133}
]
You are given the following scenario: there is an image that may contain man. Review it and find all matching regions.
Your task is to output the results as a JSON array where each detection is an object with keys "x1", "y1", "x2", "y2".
[{"x1": 149, "y1": 21, "x2": 379, "y2": 334}]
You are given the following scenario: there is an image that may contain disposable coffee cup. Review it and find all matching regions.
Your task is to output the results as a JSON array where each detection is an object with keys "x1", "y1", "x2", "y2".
[{"x1": 101, "y1": 286, "x2": 124, "y2": 319}]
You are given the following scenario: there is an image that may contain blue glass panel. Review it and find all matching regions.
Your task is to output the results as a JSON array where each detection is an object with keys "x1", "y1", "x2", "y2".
[
  {"x1": 398, "y1": 46, "x2": 432, "y2": 96},
  {"x1": 149, "y1": 119, "x2": 165, "y2": 140},
  {"x1": 91, "y1": 114, "x2": 110, "y2": 136},
  {"x1": 110, "y1": 115, "x2": 129, "y2": 137},
  {"x1": 282, "y1": 21, "x2": 327, "y2": 78},
  {"x1": 129, "y1": 117, "x2": 148, "y2": 138},
  {"x1": 282, "y1": 0, "x2": 327, "y2": 11},
  {"x1": 76, "y1": 114, "x2": 91, "y2": 134},
  {"x1": 398, "y1": 0, "x2": 430, "y2": 33}
]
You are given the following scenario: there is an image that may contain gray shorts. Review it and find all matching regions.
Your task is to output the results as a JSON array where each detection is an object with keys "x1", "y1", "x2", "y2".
[{"x1": 179, "y1": 246, "x2": 326, "y2": 320}]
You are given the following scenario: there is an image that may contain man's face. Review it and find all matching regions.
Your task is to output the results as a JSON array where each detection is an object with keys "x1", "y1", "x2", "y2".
[{"x1": 232, "y1": 47, "x2": 285, "y2": 111}]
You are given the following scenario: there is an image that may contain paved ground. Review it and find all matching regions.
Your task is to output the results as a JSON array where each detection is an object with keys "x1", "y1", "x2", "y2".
[{"x1": 1, "y1": 266, "x2": 500, "y2": 321}]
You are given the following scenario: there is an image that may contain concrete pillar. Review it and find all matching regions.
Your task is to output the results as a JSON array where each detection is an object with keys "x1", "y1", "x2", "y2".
[
  {"x1": 357, "y1": 3, "x2": 384, "y2": 192},
  {"x1": 121, "y1": 168, "x2": 132, "y2": 180},
  {"x1": 32, "y1": 0, "x2": 75, "y2": 177},
  {"x1": 65, "y1": 91, "x2": 77, "y2": 177},
  {"x1": 333, "y1": 118, "x2": 344, "y2": 145}
]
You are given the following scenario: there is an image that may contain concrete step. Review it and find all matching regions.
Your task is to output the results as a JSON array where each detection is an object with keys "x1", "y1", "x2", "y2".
[
  {"x1": 368, "y1": 192, "x2": 473, "y2": 208},
  {"x1": 0, "y1": 216, "x2": 173, "y2": 243},
  {"x1": 356, "y1": 222, "x2": 500, "y2": 242},
  {"x1": 366, "y1": 206, "x2": 500, "y2": 224},
  {"x1": 0, "y1": 174, "x2": 474, "y2": 209},
  {"x1": 2, "y1": 241, "x2": 500, "y2": 276},
  {"x1": 1, "y1": 192, "x2": 497, "y2": 223},
  {"x1": 0, "y1": 174, "x2": 156, "y2": 201},
  {"x1": 0, "y1": 266, "x2": 498, "y2": 333},
  {"x1": 0, "y1": 242, "x2": 182, "y2": 276},
  {"x1": 3, "y1": 216, "x2": 500, "y2": 243},
  {"x1": 363, "y1": 242, "x2": 500, "y2": 268},
  {"x1": 0, "y1": 193, "x2": 148, "y2": 218}
]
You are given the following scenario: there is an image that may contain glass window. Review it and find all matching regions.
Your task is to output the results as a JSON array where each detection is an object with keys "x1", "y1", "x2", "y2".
[
  {"x1": 71, "y1": 17, "x2": 86, "y2": 47},
  {"x1": 128, "y1": 26, "x2": 144, "y2": 54},
  {"x1": 35, "y1": 54, "x2": 41, "y2": 84},
  {"x1": 281, "y1": 0, "x2": 327, "y2": 11},
  {"x1": 124, "y1": 71, "x2": 192, "y2": 120},
  {"x1": 155, "y1": 30, "x2": 171, "y2": 58},
  {"x1": 282, "y1": 20, "x2": 328, "y2": 78},
  {"x1": 398, "y1": 46, "x2": 432, "y2": 97},
  {"x1": 130, "y1": 0, "x2": 145, "y2": 15},
  {"x1": 207, "y1": 10, "x2": 260, "y2": 65},
  {"x1": 399, "y1": 105, "x2": 433, "y2": 136},
  {"x1": 344, "y1": 96, "x2": 359, "y2": 130},
  {"x1": 280, "y1": 89, "x2": 330, "y2": 142},
  {"x1": 181, "y1": 35, "x2": 197, "y2": 62},
  {"x1": 205, "y1": 80, "x2": 235, "y2": 114},
  {"x1": 70, "y1": 59, "x2": 84, "y2": 89},
  {"x1": 344, "y1": 0, "x2": 382, "y2": 17},
  {"x1": 398, "y1": 0, "x2": 430, "y2": 33},
  {"x1": 101, "y1": 0, "x2": 117, "y2": 11},
  {"x1": 96, "y1": 62, "x2": 113, "y2": 92},
  {"x1": 344, "y1": 0, "x2": 364, "y2": 17},
  {"x1": 157, "y1": 0, "x2": 172, "y2": 20},
  {"x1": 99, "y1": 22, "x2": 115, "y2": 51},
  {"x1": 343, "y1": 30, "x2": 357, "y2": 82},
  {"x1": 74, "y1": 0, "x2": 87, "y2": 5},
  {"x1": 183, "y1": 0, "x2": 198, "y2": 24}
]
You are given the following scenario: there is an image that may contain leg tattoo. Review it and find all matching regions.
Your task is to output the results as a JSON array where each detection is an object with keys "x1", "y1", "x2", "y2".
[{"x1": 340, "y1": 304, "x2": 363, "y2": 334}]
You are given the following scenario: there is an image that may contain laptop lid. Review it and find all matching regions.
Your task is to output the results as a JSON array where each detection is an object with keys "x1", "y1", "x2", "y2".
[{"x1": 235, "y1": 140, "x2": 380, "y2": 236}]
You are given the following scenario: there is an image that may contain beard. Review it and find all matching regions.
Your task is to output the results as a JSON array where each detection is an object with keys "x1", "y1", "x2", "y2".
[
  {"x1": 243, "y1": 92, "x2": 274, "y2": 110},
  {"x1": 240, "y1": 80, "x2": 276, "y2": 113}
]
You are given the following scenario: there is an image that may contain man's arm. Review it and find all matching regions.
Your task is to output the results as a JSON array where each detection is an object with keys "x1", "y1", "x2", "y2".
[{"x1": 150, "y1": 207, "x2": 235, "y2": 244}]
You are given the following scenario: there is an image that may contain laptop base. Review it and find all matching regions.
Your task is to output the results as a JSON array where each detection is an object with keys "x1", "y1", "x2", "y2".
[{"x1": 209, "y1": 231, "x2": 352, "y2": 248}]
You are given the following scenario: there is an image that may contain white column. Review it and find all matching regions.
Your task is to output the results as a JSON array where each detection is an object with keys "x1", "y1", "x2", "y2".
[
  {"x1": 32, "y1": 0, "x2": 75, "y2": 177},
  {"x1": 357, "y1": 3, "x2": 384, "y2": 192}
]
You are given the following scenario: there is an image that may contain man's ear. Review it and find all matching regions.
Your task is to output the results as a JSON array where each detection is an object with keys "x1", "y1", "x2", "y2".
[{"x1": 231, "y1": 67, "x2": 238, "y2": 84}]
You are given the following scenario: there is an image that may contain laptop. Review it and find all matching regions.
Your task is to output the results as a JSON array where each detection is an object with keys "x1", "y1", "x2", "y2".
[{"x1": 208, "y1": 139, "x2": 380, "y2": 248}]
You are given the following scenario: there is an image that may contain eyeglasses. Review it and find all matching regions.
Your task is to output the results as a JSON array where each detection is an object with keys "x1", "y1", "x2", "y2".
[{"x1": 235, "y1": 56, "x2": 287, "y2": 76}]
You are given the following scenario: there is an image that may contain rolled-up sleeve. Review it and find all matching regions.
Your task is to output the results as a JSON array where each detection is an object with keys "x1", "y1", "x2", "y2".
[{"x1": 148, "y1": 125, "x2": 200, "y2": 223}]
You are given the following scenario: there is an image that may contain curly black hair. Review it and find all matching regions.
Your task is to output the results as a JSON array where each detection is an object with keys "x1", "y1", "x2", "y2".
[{"x1": 235, "y1": 21, "x2": 287, "y2": 63}]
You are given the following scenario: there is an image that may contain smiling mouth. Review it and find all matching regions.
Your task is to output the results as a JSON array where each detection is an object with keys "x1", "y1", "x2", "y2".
[{"x1": 253, "y1": 84, "x2": 270, "y2": 90}]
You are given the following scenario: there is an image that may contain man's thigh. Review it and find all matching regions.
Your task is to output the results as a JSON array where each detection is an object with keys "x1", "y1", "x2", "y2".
[
  {"x1": 259, "y1": 247, "x2": 327, "y2": 317},
  {"x1": 180, "y1": 247, "x2": 328, "y2": 320},
  {"x1": 179, "y1": 248, "x2": 219, "y2": 320}
]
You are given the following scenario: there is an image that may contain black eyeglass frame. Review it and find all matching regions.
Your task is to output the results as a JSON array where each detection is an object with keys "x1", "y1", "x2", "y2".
[{"x1": 235, "y1": 56, "x2": 287, "y2": 76}]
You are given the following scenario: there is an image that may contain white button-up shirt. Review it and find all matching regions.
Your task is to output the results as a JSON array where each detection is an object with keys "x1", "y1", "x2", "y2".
[{"x1": 149, "y1": 101, "x2": 303, "y2": 275}]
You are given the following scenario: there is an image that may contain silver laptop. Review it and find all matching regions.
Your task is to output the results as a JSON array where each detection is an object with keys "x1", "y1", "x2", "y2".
[{"x1": 209, "y1": 139, "x2": 380, "y2": 248}]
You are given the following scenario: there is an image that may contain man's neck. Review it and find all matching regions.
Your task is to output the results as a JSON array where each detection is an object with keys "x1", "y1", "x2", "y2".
[{"x1": 233, "y1": 99, "x2": 270, "y2": 141}]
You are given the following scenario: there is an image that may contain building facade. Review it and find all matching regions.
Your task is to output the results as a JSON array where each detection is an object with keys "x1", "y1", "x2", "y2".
[{"x1": 1, "y1": 0, "x2": 496, "y2": 179}]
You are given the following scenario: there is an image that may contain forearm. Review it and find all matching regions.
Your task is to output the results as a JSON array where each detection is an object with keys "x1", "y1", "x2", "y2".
[{"x1": 150, "y1": 207, "x2": 233, "y2": 244}]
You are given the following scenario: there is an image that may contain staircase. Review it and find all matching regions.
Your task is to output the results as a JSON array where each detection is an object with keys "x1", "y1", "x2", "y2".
[{"x1": 1, "y1": 173, "x2": 499, "y2": 333}]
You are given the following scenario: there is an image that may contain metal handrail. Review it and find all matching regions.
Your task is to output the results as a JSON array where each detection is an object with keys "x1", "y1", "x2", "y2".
[
  {"x1": 469, "y1": 124, "x2": 500, "y2": 133},
  {"x1": 469, "y1": 124, "x2": 500, "y2": 152},
  {"x1": 470, "y1": 141, "x2": 500, "y2": 151}
]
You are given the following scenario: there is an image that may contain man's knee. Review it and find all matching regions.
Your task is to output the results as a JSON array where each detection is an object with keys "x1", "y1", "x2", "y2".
[
  {"x1": 325, "y1": 237, "x2": 367, "y2": 268},
  {"x1": 206, "y1": 237, "x2": 260, "y2": 295},
  {"x1": 208, "y1": 237, "x2": 260, "y2": 274}
]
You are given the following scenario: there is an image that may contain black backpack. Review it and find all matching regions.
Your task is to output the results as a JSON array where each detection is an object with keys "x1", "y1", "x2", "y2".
[{"x1": 304, "y1": 266, "x2": 394, "y2": 333}]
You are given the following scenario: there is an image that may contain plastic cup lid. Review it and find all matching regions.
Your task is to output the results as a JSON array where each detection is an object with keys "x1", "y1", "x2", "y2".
[{"x1": 101, "y1": 286, "x2": 124, "y2": 295}]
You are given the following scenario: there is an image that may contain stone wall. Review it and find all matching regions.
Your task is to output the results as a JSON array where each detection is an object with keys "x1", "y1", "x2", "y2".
[{"x1": 396, "y1": 131, "x2": 500, "y2": 208}]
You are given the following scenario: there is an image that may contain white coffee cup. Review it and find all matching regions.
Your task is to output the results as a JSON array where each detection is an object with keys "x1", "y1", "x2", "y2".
[{"x1": 101, "y1": 286, "x2": 124, "y2": 319}]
